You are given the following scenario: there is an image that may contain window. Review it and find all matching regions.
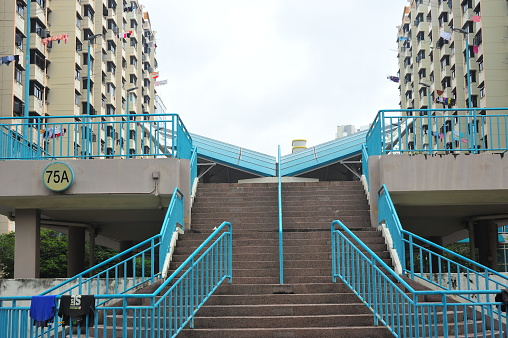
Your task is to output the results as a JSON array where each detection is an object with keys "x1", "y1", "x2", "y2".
[
  {"x1": 416, "y1": 50, "x2": 425, "y2": 63},
  {"x1": 75, "y1": 91, "x2": 81, "y2": 105},
  {"x1": 82, "y1": 78, "x2": 93, "y2": 90},
  {"x1": 107, "y1": 40, "x2": 116, "y2": 53},
  {"x1": 417, "y1": 31, "x2": 425, "y2": 42},
  {"x1": 16, "y1": 1, "x2": 25, "y2": 17},
  {"x1": 107, "y1": 83, "x2": 115, "y2": 95},
  {"x1": 107, "y1": 61, "x2": 116, "y2": 74},
  {"x1": 478, "y1": 56, "x2": 484, "y2": 72},
  {"x1": 441, "y1": 77, "x2": 451, "y2": 89},
  {"x1": 129, "y1": 56, "x2": 137, "y2": 67},
  {"x1": 84, "y1": 5, "x2": 94, "y2": 20},
  {"x1": 130, "y1": 38, "x2": 137, "y2": 48},
  {"x1": 33, "y1": 0, "x2": 46, "y2": 9},
  {"x1": 106, "y1": 104, "x2": 115, "y2": 115},
  {"x1": 129, "y1": 74, "x2": 137, "y2": 85},
  {"x1": 130, "y1": 19, "x2": 137, "y2": 30},
  {"x1": 461, "y1": 0, "x2": 472, "y2": 14},
  {"x1": 440, "y1": 55, "x2": 450, "y2": 69},
  {"x1": 418, "y1": 69, "x2": 426, "y2": 79},
  {"x1": 76, "y1": 13, "x2": 82, "y2": 29},
  {"x1": 75, "y1": 67, "x2": 81, "y2": 80},
  {"x1": 438, "y1": 12, "x2": 448, "y2": 27},
  {"x1": 15, "y1": 30, "x2": 24, "y2": 50},
  {"x1": 30, "y1": 49, "x2": 46, "y2": 70},
  {"x1": 469, "y1": 70, "x2": 476, "y2": 83},
  {"x1": 108, "y1": 0, "x2": 117, "y2": 10},
  {"x1": 29, "y1": 80, "x2": 44, "y2": 100},
  {"x1": 107, "y1": 19, "x2": 118, "y2": 32},
  {"x1": 31, "y1": 19, "x2": 47, "y2": 38},
  {"x1": 14, "y1": 66, "x2": 23, "y2": 84},
  {"x1": 479, "y1": 83, "x2": 485, "y2": 98}
]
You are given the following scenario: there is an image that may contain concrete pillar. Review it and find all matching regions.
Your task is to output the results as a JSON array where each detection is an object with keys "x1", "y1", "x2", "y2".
[
  {"x1": 14, "y1": 209, "x2": 41, "y2": 278},
  {"x1": 474, "y1": 220, "x2": 499, "y2": 270},
  {"x1": 67, "y1": 226, "x2": 86, "y2": 277}
]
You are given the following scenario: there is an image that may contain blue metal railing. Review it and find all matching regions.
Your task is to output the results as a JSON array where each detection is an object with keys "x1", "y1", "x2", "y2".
[
  {"x1": 378, "y1": 185, "x2": 508, "y2": 302},
  {"x1": 0, "y1": 113, "x2": 193, "y2": 160},
  {"x1": 190, "y1": 146, "x2": 198, "y2": 194},
  {"x1": 159, "y1": 188, "x2": 184, "y2": 273},
  {"x1": 366, "y1": 108, "x2": 508, "y2": 156},
  {"x1": 361, "y1": 143, "x2": 369, "y2": 186},
  {"x1": 149, "y1": 221, "x2": 233, "y2": 336},
  {"x1": 331, "y1": 220, "x2": 508, "y2": 337},
  {"x1": 277, "y1": 145, "x2": 284, "y2": 284},
  {"x1": 0, "y1": 221, "x2": 232, "y2": 338}
]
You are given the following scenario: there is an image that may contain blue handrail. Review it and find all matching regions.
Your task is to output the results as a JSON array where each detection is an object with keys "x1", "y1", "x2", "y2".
[
  {"x1": 365, "y1": 108, "x2": 508, "y2": 155},
  {"x1": 159, "y1": 187, "x2": 184, "y2": 273},
  {"x1": 331, "y1": 220, "x2": 508, "y2": 337},
  {"x1": 277, "y1": 145, "x2": 284, "y2": 284},
  {"x1": 378, "y1": 184, "x2": 508, "y2": 300},
  {"x1": 0, "y1": 219, "x2": 231, "y2": 337},
  {"x1": 0, "y1": 113, "x2": 193, "y2": 160}
]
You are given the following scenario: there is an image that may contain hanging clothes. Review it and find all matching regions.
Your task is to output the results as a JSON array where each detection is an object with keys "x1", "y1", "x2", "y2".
[
  {"x1": 58, "y1": 295, "x2": 96, "y2": 327},
  {"x1": 387, "y1": 76, "x2": 399, "y2": 83},
  {"x1": 435, "y1": 97, "x2": 455, "y2": 106},
  {"x1": 42, "y1": 126, "x2": 66, "y2": 139},
  {"x1": 42, "y1": 34, "x2": 69, "y2": 46},
  {"x1": 30, "y1": 295, "x2": 57, "y2": 328},
  {"x1": 0, "y1": 55, "x2": 19, "y2": 66}
]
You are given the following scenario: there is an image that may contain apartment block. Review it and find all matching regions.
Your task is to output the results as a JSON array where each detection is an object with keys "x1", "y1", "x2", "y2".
[
  {"x1": 396, "y1": 0, "x2": 508, "y2": 151},
  {"x1": 0, "y1": 0, "x2": 159, "y2": 157}
]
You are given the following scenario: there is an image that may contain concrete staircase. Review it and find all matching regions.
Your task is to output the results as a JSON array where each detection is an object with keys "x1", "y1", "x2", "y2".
[{"x1": 175, "y1": 181, "x2": 393, "y2": 337}]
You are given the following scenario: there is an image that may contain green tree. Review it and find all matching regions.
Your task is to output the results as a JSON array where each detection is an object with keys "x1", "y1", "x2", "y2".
[{"x1": 0, "y1": 229, "x2": 119, "y2": 278}]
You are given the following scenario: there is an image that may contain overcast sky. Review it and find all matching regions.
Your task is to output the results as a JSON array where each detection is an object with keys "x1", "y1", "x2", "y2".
[{"x1": 141, "y1": 0, "x2": 407, "y2": 156}]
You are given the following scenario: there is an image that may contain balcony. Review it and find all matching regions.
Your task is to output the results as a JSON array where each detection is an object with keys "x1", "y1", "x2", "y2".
[
  {"x1": 82, "y1": 17, "x2": 94, "y2": 30},
  {"x1": 105, "y1": 72, "x2": 115, "y2": 83},
  {"x1": 29, "y1": 96, "x2": 44, "y2": 115},
  {"x1": 30, "y1": 64, "x2": 45, "y2": 85},
  {"x1": 105, "y1": 50, "x2": 115, "y2": 62},
  {"x1": 30, "y1": 2, "x2": 46, "y2": 23},
  {"x1": 30, "y1": 33, "x2": 45, "y2": 52},
  {"x1": 106, "y1": 93, "x2": 115, "y2": 105}
]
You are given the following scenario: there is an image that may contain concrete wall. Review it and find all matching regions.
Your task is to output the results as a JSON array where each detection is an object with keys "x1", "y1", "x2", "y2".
[
  {"x1": 369, "y1": 153, "x2": 508, "y2": 242},
  {"x1": 0, "y1": 157, "x2": 191, "y2": 238}
]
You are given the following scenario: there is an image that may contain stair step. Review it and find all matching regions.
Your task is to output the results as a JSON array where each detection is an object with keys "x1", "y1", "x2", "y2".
[{"x1": 178, "y1": 326, "x2": 393, "y2": 338}]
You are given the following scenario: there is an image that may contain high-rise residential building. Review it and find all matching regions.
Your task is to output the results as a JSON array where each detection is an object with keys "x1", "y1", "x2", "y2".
[
  {"x1": 396, "y1": 0, "x2": 508, "y2": 150},
  {"x1": 0, "y1": 0, "x2": 159, "y2": 156}
]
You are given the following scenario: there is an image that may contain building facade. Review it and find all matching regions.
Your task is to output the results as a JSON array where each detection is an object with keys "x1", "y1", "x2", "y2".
[
  {"x1": 0, "y1": 0, "x2": 159, "y2": 157},
  {"x1": 396, "y1": 0, "x2": 508, "y2": 150}
]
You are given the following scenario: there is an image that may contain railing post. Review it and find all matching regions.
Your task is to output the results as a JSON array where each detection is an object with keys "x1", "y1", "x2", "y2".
[
  {"x1": 331, "y1": 222, "x2": 336, "y2": 283},
  {"x1": 228, "y1": 222, "x2": 233, "y2": 283},
  {"x1": 371, "y1": 257, "x2": 379, "y2": 326}
]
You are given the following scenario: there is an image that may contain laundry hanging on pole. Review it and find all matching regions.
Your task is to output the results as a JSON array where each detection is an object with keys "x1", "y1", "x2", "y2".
[
  {"x1": 117, "y1": 31, "x2": 133, "y2": 39},
  {"x1": 435, "y1": 97, "x2": 455, "y2": 106},
  {"x1": 42, "y1": 34, "x2": 69, "y2": 46},
  {"x1": 387, "y1": 76, "x2": 399, "y2": 83},
  {"x1": 440, "y1": 31, "x2": 452, "y2": 42},
  {"x1": 0, "y1": 55, "x2": 19, "y2": 66}
]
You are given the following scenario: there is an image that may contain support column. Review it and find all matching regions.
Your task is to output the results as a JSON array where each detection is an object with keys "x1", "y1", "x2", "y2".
[
  {"x1": 14, "y1": 209, "x2": 41, "y2": 278},
  {"x1": 67, "y1": 226, "x2": 86, "y2": 277},
  {"x1": 474, "y1": 220, "x2": 499, "y2": 270}
]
